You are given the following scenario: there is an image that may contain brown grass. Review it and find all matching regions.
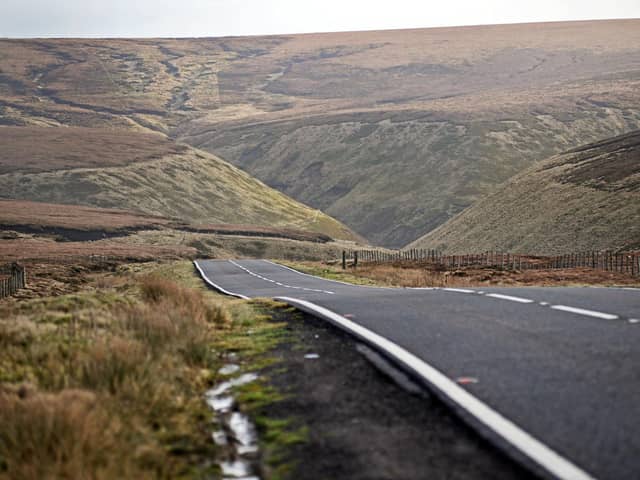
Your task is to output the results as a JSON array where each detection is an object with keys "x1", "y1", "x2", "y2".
[
  {"x1": 0, "y1": 387, "x2": 121, "y2": 480},
  {"x1": 293, "y1": 261, "x2": 640, "y2": 288},
  {"x1": 187, "y1": 223, "x2": 332, "y2": 243},
  {"x1": 0, "y1": 269, "x2": 235, "y2": 479},
  {"x1": 0, "y1": 200, "x2": 173, "y2": 231},
  {"x1": 0, "y1": 127, "x2": 186, "y2": 174},
  {"x1": 0, "y1": 237, "x2": 195, "y2": 262}
]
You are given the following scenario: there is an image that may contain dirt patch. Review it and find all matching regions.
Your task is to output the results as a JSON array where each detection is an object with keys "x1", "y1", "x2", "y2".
[{"x1": 254, "y1": 309, "x2": 537, "y2": 479}]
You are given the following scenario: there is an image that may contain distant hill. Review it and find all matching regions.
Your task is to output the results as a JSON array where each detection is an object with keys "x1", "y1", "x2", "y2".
[
  {"x1": 0, "y1": 127, "x2": 360, "y2": 242},
  {"x1": 1, "y1": 20, "x2": 640, "y2": 246},
  {"x1": 408, "y1": 131, "x2": 640, "y2": 254}
]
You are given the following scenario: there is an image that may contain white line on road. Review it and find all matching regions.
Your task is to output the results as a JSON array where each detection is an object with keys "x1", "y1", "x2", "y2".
[
  {"x1": 551, "y1": 305, "x2": 619, "y2": 320},
  {"x1": 193, "y1": 261, "x2": 249, "y2": 299},
  {"x1": 485, "y1": 293, "x2": 535, "y2": 304},
  {"x1": 262, "y1": 259, "x2": 392, "y2": 289},
  {"x1": 275, "y1": 296, "x2": 596, "y2": 480},
  {"x1": 229, "y1": 260, "x2": 335, "y2": 295},
  {"x1": 267, "y1": 262, "x2": 629, "y2": 321}
]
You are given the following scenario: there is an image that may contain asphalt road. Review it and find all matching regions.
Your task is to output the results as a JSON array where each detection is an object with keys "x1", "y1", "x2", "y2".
[{"x1": 195, "y1": 259, "x2": 640, "y2": 480}]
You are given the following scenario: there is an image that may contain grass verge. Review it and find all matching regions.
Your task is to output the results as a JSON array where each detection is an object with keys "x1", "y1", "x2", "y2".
[
  {"x1": 280, "y1": 260, "x2": 640, "y2": 287},
  {"x1": 0, "y1": 260, "x2": 305, "y2": 479}
]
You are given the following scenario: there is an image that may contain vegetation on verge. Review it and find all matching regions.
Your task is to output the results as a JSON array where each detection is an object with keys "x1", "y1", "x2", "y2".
[
  {"x1": 0, "y1": 261, "x2": 306, "y2": 479},
  {"x1": 282, "y1": 261, "x2": 640, "y2": 288}
]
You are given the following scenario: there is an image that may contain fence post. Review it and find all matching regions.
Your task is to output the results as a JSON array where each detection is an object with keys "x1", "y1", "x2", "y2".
[
  {"x1": 354, "y1": 251, "x2": 358, "y2": 268},
  {"x1": 342, "y1": 251, "x2": 346, "y2": 270}
]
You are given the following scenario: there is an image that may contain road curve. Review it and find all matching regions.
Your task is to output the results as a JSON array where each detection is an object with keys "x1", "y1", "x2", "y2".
[{"x1": 195, "y1": 259, "x2": 640, "y2": 480}]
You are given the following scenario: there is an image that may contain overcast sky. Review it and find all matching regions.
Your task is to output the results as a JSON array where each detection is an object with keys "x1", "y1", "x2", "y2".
[{"x1": 1, "y1": 0, "x2": 639, "y2": 38}]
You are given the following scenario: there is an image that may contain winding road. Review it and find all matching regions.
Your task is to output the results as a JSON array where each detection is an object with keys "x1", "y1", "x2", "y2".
[{"x1": 195, "y1": 259, "x2": 640, "y2": 480}]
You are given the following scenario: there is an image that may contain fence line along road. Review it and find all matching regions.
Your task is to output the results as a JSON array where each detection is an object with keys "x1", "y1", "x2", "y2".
[
  {"x1": 342, "y1": 249, "x2": 640, "y2": 277},
  {"x1": 0, "y1": 262, "x2": 27, "y2": 299}
]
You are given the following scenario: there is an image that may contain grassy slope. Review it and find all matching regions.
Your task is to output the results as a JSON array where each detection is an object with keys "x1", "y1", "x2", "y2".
[
  {"x1": 409, "y1": 130, "x2": 640, "y2": 254},
  {"x1": 0, "y1": 128, "x2": 359, "y2": 242},
  {"x1": 2, "y1": 21, "x2": 640, "y2": 246},
  {"x1": 175, "y1": 20, "x2": 640, "y2": 247}
]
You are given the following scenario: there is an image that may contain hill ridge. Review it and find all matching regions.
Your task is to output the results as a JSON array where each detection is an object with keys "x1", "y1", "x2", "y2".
[
  {"x1": 0, "y1": 127, "x2": 360, "y2": 242},
  {"x1": 408, "y1": 130, "x2": 640, "y2": 254}
]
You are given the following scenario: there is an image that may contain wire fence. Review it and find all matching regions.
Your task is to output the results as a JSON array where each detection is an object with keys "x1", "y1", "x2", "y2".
[
  {"x1": 0, "y1": 263, "x2": 27, "y2": 299},
  {"x1": 341, "y1": 249, "x2": 640, "y2": 277}
]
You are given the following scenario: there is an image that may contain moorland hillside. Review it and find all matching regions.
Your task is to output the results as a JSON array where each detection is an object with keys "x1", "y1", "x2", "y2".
[
  {"x1": 2, "y1": 19, "x2": 640, "y2": 245},
  {"x1": 409, "y1": 130, "x2": 640, "y2": 254}
]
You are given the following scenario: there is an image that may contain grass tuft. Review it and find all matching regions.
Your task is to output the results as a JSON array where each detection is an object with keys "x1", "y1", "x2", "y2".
[{"x1": 0, "y1": 386, "x2": 121, "y2": 479}]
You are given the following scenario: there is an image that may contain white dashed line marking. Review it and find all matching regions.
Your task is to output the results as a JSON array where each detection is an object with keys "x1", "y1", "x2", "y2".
[
  {"x1": 550, "y1": 305, "x2": 619, "y2": 320},
  {"x1": 443, "y1": 288, "x2": 477, "y2": 294},
  {"x1": 485, "y1": 293, "x2": 535, "y2": 304},
  {"x1": 229, "y1": 260, "x2": 335, "y2": 295},
  {"x1": 629, "y1": 319, "x2": 639, "y2": 324},
  {"x1": 539, "y1": 302, "x2": 550, "y2": 306}
]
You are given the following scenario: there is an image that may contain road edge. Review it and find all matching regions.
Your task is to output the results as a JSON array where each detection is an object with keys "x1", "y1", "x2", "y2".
[
  {"x1": 193, "y1": 259, "x2": 596, "y2": 480},
  {"x1": 193, "y1": 260, "x2": 250, "y2": 299},
  {"x1": 273, "y1": 296, "x2": 596, "y2": 480}
]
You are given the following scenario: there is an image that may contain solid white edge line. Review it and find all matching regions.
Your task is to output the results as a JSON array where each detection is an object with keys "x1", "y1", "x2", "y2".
[
  {"x1": 274, "y1": 296, "x2": 596, "y2": 480},
  {"x1": 193, "y1": 260, "x2": 250, "y2": 300},
  {"x1": 485, "y1": 293, "x2": 535, "y2": 304},
  {"x1": 550, "y1": 305, "x2": 618, "y2": 320}
]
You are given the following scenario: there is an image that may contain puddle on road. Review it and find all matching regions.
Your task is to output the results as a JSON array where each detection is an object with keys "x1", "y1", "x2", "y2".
[{"x1": 206, "y1": 367, "x2": 261, "y2": 479}]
